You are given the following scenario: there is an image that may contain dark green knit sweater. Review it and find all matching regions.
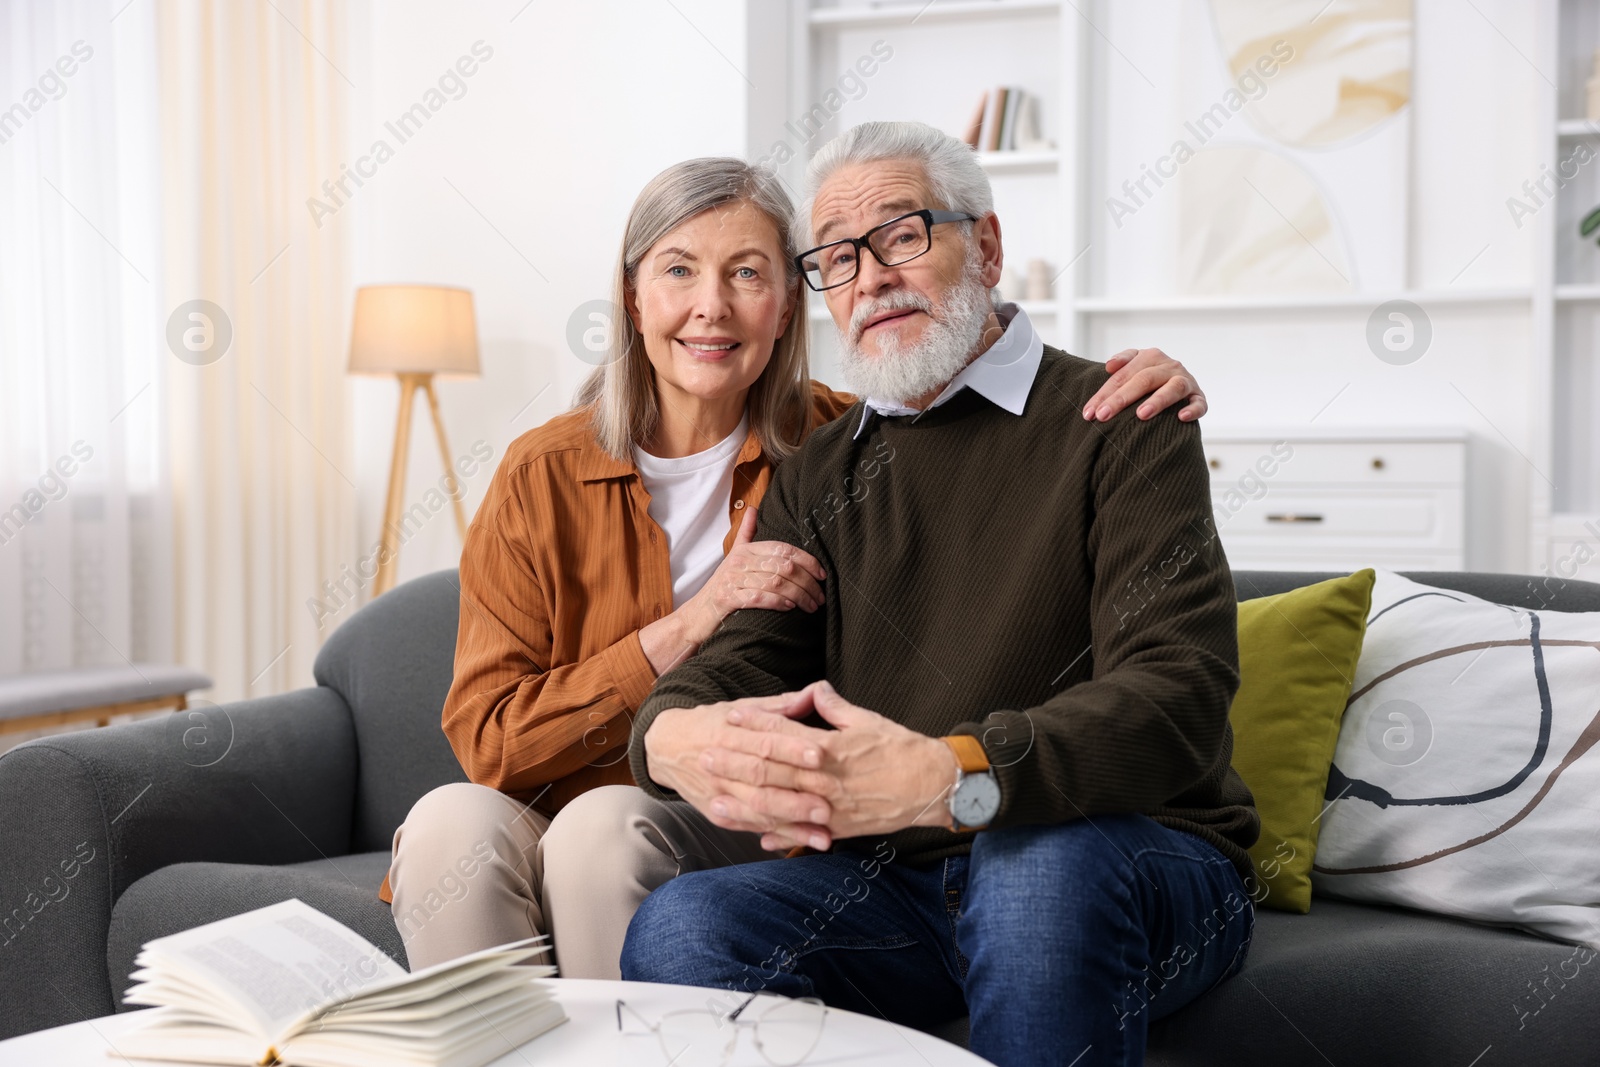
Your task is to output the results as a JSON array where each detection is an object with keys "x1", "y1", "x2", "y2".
[{"x1": 629, "y1": 346, "x2": 1259, "y2": 878}]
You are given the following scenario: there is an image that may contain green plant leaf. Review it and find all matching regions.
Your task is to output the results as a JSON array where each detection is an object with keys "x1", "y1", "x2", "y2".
[{"x1": 1581, "y1": 206, "x2": 1600, "y2": 237}]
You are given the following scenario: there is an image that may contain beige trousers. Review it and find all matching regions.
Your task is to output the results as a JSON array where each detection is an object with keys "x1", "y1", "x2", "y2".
[{"x1": 388, "y1": 782, "x2": 770, "y2": 979}]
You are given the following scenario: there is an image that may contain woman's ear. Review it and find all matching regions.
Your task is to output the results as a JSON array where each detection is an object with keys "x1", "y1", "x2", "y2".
[
  {"x1": 622, "y1": 282, "x2": 642, "y2": 333},
  {"x1": 775, "y1": 279, "x2": 799, "y2": 339}
]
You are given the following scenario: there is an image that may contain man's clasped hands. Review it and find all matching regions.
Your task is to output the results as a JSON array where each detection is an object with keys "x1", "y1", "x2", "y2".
[{"x1": 643, "y1": 680, "x2": 962, "y2": 852}]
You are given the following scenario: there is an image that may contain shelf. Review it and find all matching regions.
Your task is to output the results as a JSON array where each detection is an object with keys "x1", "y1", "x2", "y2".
[
  {"x1": 807, "y1": 298, "x2": 1058, "y2": 321},
  {"x1": 1074, "y1": 289, "x2": 1534, "y2": 313},
  {"x1": 975, "y1": 150, "x2": 1058, "y2": 173},
  {"x1": 1557, "y1": 118, "x2": 1600, "y2": 137},
  {"x1": 1200, "y1": 425, "x2": 1469, "y2": 443},
  {"x1": 1555, "y1": 283, "x2": 1600, "y2": 301},
  {"x1": 1551, "y1": 513, "x2": 1600, "y2": 537},
  {"x1": 809, "y1": 0, "x2": 1060, "y2": 29}
]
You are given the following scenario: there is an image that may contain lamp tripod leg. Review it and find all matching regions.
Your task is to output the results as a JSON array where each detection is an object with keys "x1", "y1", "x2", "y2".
[
  {"x1": 374, "y1": 373, "x2": 420, "y2": 597},
  {"x1": 423, "y1": 377, "x2": 470, "y2": 543}
]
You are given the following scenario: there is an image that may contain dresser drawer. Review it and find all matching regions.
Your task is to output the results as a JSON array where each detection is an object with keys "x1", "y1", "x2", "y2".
[
  {"x1": 1546, "y1": 537, "x2": 1600, "y2": 585},
  {"x1": 1203, "y1": 439, "x2": 1463, "y2": 486},
  {"x1": 1212, "y1": 489, "x2": 1464, "y2": 551}
]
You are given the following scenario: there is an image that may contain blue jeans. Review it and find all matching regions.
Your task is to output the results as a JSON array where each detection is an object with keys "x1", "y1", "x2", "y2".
[{"x1": 620, "y1": 814, "x2": 1254, "y2": 1066}]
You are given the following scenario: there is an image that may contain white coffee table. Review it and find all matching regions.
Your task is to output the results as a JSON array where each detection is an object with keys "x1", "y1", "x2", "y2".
[{"x1": 0, "y1": 977, "x2": 986, "y2": 1066}]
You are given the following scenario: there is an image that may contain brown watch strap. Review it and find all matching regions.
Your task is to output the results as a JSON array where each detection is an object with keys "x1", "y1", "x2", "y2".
[{"x1": 942, "y1": 734, "x2": 990, "y2": 774}]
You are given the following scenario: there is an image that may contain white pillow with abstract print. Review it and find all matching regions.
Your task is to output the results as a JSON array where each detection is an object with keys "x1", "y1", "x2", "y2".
[{"x1": 1311, "y1": 569, "x2": 1600, "y2": 947}]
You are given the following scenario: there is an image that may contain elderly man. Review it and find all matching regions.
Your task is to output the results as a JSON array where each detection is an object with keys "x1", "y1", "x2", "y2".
[{"x1": 620, "y1": 121, "x2": 1258, "y2": 1066}]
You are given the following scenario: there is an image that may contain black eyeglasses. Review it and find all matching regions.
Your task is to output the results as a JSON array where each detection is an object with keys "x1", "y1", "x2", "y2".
[{"x1": 795, "y1": 209, "x2": 978, "y2": 292}]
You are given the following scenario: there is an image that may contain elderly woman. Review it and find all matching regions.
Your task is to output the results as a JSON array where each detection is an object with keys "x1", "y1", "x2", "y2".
[{"x1": 385, "y1": 156, "x2": 1210, "y2": 979}]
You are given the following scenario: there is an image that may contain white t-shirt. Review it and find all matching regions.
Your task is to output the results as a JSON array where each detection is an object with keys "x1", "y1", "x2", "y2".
[{"x1": 633, "y1": 413, "x2": 749, "y2": 610}]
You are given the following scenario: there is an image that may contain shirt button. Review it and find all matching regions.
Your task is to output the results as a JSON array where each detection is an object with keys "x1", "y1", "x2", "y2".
[{"x1": 733, "y1": 499, "x2": 745, "y2": 510}]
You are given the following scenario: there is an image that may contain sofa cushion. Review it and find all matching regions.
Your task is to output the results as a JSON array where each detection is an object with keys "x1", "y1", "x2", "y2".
[
  {"x1": 1312, "y1": 569, "x2": 1600, "y2": 947},
  {"x1": 107, "y1": 851, "x2": 404, "y2": 1009},
  {"x1": 1147, "y1": 898, "x2": 1600, "y2": 1065},
  {"x1": 1229, "y1": 570, "x2": 1374, "y2": 912}
]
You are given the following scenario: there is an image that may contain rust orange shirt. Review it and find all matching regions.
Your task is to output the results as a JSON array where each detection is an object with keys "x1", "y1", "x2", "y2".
[
  {"x1": 380, "y1": 382, "x2": 853, "y2": 903},
  {"x1": 442, "y1": 380, "x2": 856, "y2": 814}
]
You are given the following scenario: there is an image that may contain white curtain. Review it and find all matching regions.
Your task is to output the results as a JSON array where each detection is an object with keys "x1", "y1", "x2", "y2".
[
  {"x1": 158, "y1": 0, "x2": 357, "y2": 701},
  {"x1": 0, "y1": 0, "x2": 172, "y2": 675},
  {"x1": 1, "y1": 0, "x2": 358, "y2": 703}
]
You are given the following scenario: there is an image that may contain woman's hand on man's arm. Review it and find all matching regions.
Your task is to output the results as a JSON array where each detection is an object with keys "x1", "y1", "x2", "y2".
[
  {"x1": 1082, "y1": 347, "x2": 1208, "y2": 423},
  {"x1": 638, "y1": 507, "x2": 827, "y2": 676}
]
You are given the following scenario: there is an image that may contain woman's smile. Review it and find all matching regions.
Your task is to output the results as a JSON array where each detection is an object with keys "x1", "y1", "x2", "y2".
[{"x1": 676, "y1": 336, "x2": 742, "y2": 361}]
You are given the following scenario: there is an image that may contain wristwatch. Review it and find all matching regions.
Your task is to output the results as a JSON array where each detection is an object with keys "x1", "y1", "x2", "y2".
[{"x1": 941, "y1": 735, "x2": 1000, "y2": 831}]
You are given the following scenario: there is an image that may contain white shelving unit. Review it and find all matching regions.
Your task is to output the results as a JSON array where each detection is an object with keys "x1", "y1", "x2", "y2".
[
  {"x1": 1554, "y1": 283, "x2": 1600, "y2": 301},
  {"x1": 754, "y1": 0, "x2": 1595, "y2": 575},
  {"x1": 974, "y1": 150, "x2": 1060, "y2": 174},
  {"x1": 1075, "y1": 290, "x2": 1533, "y2": 314},
  {"x1": 806, "y1": 0, "x2": 1064, "y2": 28},
  {"x1": 1536, "y1": 0, "x2": 1600, "y2": 581}
]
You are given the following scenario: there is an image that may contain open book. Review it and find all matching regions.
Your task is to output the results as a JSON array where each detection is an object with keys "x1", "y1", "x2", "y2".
[{"x1": 116, "y1": 899, "x2": 565, "y2": 1067}]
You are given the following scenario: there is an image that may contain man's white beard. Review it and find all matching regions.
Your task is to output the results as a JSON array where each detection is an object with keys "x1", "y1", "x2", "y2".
[{"x1": 836, "y1": 254, "x2": 993, "y2": 407}]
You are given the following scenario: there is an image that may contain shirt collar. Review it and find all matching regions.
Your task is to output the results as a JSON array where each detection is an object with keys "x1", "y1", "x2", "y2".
[
  {"x1": 576, "y1": 421, "x2": 765, "y2": 483},
  {"x1": 853, "y1": 302, "x2": 1044, "y2": 439}
]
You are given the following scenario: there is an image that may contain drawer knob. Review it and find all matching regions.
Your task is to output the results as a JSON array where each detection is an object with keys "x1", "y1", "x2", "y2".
[
  {"x1": 1371, "y1": 457, "x2": 1385, "y2": 470},
  {"x1": 1208, "y1": 457, "x2": 1221, "y2": 470},
  {"x1": 1266, "y1": 513, "x2": 1325, "y2": 523}
]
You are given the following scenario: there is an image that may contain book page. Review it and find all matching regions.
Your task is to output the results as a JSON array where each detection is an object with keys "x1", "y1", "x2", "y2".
[
  {"x1": 328, "y1": 940, "x2": 549, "y2": 1015},
  {"x1": 129, "y1": 899, "x2": 405, "y2": 1041}
]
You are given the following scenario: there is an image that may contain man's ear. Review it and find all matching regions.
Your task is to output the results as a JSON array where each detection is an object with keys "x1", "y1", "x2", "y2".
[{"x1": 976, "y1": 212, "x2": 1003, "y2": 289}]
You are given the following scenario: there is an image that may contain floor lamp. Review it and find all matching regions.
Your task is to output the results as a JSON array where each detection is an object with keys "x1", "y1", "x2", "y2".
[{"x1": 347, "y1": 285, "x2": 480, "y2": 597}]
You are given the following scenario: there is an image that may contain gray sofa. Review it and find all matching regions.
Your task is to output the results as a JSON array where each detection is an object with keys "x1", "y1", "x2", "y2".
[{"x1": 2, "y1": 568, "x2": 1597, "y2": 1064}]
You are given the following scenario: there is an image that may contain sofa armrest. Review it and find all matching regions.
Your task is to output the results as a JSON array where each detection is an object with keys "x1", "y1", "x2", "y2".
[{"x1": 0, "y1": 686, "x2": 357, "y2": 1038}]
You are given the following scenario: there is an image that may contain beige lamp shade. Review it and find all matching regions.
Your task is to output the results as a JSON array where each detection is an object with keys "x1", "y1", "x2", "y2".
[{"x1": 347, "y1": 285, "x2": 480, "y2": 376}]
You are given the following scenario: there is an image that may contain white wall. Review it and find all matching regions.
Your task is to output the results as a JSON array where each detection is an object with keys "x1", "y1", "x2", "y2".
[
  {"x1": 330, "y1": 0, "x2": 1553, "y2": 613},
  {"x1": 333, "y1": 0, "x2": 749, "y2": 618}
]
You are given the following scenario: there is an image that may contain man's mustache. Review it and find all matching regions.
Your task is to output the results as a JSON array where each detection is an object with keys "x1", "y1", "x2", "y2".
[{"x1": 849, "y1": 290, "x2": 935, "y2": 345}]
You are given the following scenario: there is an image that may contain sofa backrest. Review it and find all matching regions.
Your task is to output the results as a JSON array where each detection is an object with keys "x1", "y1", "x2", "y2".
[
  {"x1": 314, "y1": 570, "x2": 468, "y2": 853},
  {"x1": 1233, "y1": 570, "x2": 1600, "y2": 613},
  {"x1": 316, "y1": 566, "x2": 1600, "y2": 854}
]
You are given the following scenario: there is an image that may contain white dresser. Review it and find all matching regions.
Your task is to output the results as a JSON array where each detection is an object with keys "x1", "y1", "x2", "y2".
[
  {"x1": 1546, "y1": 515, "x2": 1600, "y2": 587},
  {"x1": 1202, "y1": 428, "x2": 1467, "y2": 572}
]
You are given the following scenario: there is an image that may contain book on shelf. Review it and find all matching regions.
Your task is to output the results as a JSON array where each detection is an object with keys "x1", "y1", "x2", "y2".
[
  {"x1": 962, "y1": 90, "x2": 987, "y2": 147},
  {"x1": 986, "y1": 86, "x2": 1008, "y2": 151},
  {"x1": 1000, "y1": 85, "x2": 1023, "y2": 151},
  {"x1": 963, "y1": 86, "x2": 1052, "y2": 153},
  {"x1": 115, "y1": 898, "x2": 565, "y2": 1067},
  {"x1": 1016, "y1": 92, "x2": 1047, "y2": 151}
]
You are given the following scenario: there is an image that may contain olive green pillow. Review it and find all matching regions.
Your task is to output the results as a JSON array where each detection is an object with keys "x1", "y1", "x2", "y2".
[{"x1": 1229, "y1": 569, "x2": 1375, "y2": 913}]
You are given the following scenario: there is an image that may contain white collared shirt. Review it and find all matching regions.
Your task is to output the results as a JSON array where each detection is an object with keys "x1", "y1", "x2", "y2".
[{"x1": 852, "y1": 302, "x2": 1045, "y2": 439}]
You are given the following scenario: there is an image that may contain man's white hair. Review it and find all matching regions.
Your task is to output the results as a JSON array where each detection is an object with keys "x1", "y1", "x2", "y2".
[{"x1": 800, "y1": 120, "x2": 994, "y2": 246}]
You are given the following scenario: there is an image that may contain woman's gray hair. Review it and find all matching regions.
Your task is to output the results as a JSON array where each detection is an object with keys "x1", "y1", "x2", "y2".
[
  {"x1": 800, "y1": 120, "x2": 994, "y2": 246},
  {"x1": 575, "y1": 158, "x2": 815, "y2": 461}
]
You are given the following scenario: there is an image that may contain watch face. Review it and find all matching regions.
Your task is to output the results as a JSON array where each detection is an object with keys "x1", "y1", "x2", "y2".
[{"x1": 952, "y1": 772, "x2": 1001, "y2": 828}]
